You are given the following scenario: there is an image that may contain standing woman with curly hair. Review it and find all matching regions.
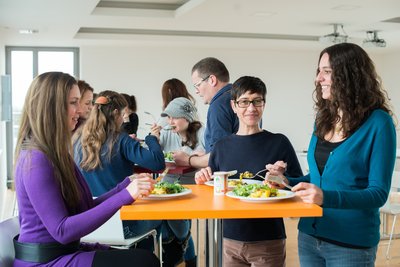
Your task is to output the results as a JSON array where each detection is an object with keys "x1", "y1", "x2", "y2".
[
  {"x1": 14, "y1": 72, "x2": 159, "y2": 267},
  {"x1": 267, "y1": 43, "x2": 396, "y2": 267}
]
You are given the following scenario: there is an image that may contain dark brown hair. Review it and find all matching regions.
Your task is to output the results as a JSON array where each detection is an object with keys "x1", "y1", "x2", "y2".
[
  {"x1": 314, "y1": 43, "x2": 393, "y2": 139},
  {"x1": 121, "y1": 93, "x2": 137, "y2": 112},
  {"x1": 182, "y1": 121, "x2": 203, "y2": 150},
  {"x1": 161, "y1": 78, "x2": 195, "y2": 110}
]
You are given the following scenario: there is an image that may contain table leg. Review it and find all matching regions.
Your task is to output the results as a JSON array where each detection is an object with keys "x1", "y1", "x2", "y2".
[{"x1": 213, "y1": 219, "x2": 223, "y2": 267}]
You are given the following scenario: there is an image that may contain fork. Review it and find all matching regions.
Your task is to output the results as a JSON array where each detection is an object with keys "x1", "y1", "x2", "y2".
[
  {"x1": 243, "y1": 168, "x2": 268, "y2": 179},
  {"x1": 265, "y1": 175, "x2": 293, "y2": 189},
  {"x1": 155, "y1": 167, "x2": 170, "y2": 183}
]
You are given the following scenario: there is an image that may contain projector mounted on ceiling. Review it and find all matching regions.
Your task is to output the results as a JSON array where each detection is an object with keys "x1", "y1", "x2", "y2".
[
  {"x1": 363, "y1": 31, "x2": 386, "y2": 48},
  {"x1": 319, "y1": 24, "x2": 348, "y2": 44}
]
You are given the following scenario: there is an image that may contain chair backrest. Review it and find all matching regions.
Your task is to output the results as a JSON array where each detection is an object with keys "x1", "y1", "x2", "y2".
[
  {"x1": 0, "y1": 216, "x2": 19, "y2": 267},
  {"x1": 81, "y1": 211, "x2": 130, "y2": 246},
  {"x1": 390, "y1": 171, "x2": 400, "y2": 191}
]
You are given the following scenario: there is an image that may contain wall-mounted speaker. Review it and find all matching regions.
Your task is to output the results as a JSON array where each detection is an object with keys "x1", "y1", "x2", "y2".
[{"x1": 1, "y1": 75, "x2": 12, "y2": 122}]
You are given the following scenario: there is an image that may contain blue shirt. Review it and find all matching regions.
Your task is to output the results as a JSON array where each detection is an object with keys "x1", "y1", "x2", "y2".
[
  {"x1": 290, "y1": 109, "x2": 397, "y2": 247},
  {"x1": 204, "y1": 84, "x2": 239, "y2": 152},
  {"x1": 74, "y1": 133, "x2": 165, "y2": 196}
]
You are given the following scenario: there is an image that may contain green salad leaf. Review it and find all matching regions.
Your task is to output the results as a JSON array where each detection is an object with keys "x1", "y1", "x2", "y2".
[
  {"x1": 164, "y1": 151, "x2": 174, "y2": 161},
  {"x1": 154, "y1": 181, "x2": 184, "y2": 194}
]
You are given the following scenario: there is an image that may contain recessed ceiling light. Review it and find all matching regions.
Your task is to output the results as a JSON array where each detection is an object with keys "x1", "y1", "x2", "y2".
[
  {"x1": 331, "y1": 5, "x2": 360, "y2": 11},
  {"x1": 19, "y1": 29, "x2": 39, "y2": 34},
  {"x1": 252, "y1": 12, "x2": 276, "y2": 17}
]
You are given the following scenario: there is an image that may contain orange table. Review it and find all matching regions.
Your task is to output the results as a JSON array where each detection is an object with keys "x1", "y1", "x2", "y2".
[{"x1": 120, "y1": 185, "x2": 322, "y2": 266}]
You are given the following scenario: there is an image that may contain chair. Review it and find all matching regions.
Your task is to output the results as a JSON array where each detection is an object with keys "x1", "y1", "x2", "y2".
[
  {"x1": 81, "y1": 211, "x2": 160, "y2": 258},
  {"x1": 380, "y1": 170, "x2": 400, "y2": 259},
  {"x1": 0, "y1": 216, "x2": 19, "y2": 267}
]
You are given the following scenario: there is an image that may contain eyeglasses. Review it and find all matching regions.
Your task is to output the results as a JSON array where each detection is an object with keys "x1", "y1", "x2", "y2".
[
  {"x1": 193, "y1": 75, "x2": 210, "y2": 89},
  {"x1": 235, "y1": 98, "x2": 265, "y2": 108}
]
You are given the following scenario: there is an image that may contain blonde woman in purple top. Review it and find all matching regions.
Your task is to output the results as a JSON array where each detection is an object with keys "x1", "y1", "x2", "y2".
[{"x1": 13, "y1": 72, "x2": 159, "y2": 267}]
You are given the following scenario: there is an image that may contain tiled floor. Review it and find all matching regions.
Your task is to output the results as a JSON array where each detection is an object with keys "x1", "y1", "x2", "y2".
[
  {"x1": 185, "y1": 217, "x2": 400, "y2": 267},
  {"x1": 3, "y1": 190, "x2": 400, "y2": 267}
]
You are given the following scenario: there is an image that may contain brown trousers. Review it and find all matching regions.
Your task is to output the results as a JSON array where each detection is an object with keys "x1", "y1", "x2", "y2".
[{"x1": 223, "y1": 238, "x2": 286, "y2": 267}]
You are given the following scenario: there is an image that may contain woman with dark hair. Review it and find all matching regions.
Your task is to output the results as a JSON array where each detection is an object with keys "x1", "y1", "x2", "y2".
[
  {"x1": 121, "y1": 93, "x2": 139, "y2": 135},
  {"x1": 150, "y1": 97, "x2": 204, "y2": 267},
  {"x1": 268, "y1": 43, "x2": 397, "y2": 266},
  {"x1": 14, "y1": 72, "x2": 159, "y2": 267},
  {"x1": 161, "y1": 78, "x2": 195, "y2": 110},
  {"x1": 151, "y1": 97, "x2": 205, "y2": 184}
]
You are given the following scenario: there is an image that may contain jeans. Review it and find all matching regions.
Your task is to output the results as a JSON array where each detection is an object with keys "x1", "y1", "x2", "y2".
[{"x1": 298, "y1": 231, "x2": 377, "y2": 267}]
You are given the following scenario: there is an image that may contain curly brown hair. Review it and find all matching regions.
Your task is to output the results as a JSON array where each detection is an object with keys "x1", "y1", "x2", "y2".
[{"x1": 314, "y1": 43, "x2": 393, "y2": 139}]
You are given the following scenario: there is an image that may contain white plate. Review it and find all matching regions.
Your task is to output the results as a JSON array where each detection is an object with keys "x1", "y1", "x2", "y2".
[
  {"x1": 165, "y1": 159, "x2": 175, "y2": 163},
  {"x1": 143, "y1": 188, "x2": 192, "y2": 200},
  {"x1": 205, "y1": 179, "x2": 262, "y2": 189},
  {"x1": 225, "y1": 189, "x2": 295, "y2": 203}
]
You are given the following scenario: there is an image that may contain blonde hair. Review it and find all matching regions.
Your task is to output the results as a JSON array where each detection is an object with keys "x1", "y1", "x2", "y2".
[
  {"x1": 77, "y1": 90, "x2": 127, "y2": 170},
  {"x1": 15, "y1": 72, "x2": 81, "y2": 212}
]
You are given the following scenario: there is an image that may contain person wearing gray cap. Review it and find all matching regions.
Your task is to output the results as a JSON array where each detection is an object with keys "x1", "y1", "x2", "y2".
[
  {"x1": 151, "y1": 97, "x2": 205, "y2": 184},
  {"x1": 150, "y1": 97, "x2": 204, "y2": 267}
]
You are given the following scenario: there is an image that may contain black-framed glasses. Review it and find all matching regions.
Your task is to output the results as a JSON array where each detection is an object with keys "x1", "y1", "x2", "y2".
[
  {"x1": 193, "y1": 75, "x2": 210, "y2": 89},
  {"x1": 235, "y1": 98, "x2": 265, "y2": 108}
]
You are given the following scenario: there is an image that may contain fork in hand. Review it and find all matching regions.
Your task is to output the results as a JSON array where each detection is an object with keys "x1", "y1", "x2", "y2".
[
  {"x1": 155, "y1": 167, "x2": 170, "y2": 183},
  {"x1": 265, "y1": 175, "x2": 293, "y2": 189}
]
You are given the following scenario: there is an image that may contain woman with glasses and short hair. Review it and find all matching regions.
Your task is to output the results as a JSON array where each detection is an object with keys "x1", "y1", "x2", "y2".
[{"x1": 195, "y1": 76, "x2": 303, "y2": 267}]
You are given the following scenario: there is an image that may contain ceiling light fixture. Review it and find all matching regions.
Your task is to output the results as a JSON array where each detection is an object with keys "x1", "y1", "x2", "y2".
[
  {"x1": 19, "y1": 29, "x2": 39, "y2": 34},
  {"x1": 363, "y1": 31, "x2": 386, "y2": 48},
  {"x1": 319, "y1": 24, "x2": 348, "y2": 44}
]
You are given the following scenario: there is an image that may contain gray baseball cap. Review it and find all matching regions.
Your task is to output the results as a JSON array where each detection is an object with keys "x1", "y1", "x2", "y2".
[{"x1": 161, "y1": 97, "x2": 197, "y2": 122}]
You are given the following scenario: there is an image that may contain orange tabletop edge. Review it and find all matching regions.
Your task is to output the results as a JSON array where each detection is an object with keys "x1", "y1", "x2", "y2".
[{"x1": 120, "y1": 184, "x2": 322, "y2": 220}]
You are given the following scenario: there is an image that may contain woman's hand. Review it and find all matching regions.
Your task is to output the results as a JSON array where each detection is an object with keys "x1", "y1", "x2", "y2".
[
  {"x1": 194, "y1": 167, "x2": 213, "y2": 184},
  {"x1": 149, "y1": 123, "x2": 162, "y2": 140},
  {"x1": 263, "y1": 172, "x2": 287, "y2": 189},
  {"x1": 265, "y1": 161, "x2": 287, "y2": 176},
  {"x1": 126, "y1": 173, "x2": 156, "y2": 200},
  {"x1": 292, "y1": 182, "x2": 323, "y2": 206}
]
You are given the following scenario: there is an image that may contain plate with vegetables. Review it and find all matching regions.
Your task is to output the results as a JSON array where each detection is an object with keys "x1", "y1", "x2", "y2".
[
  {"x1": 205, "y1": 179, "x2": 262, "y2": 189},
  {"x1": 144, "y1": 182, "x2": 191, "y2": 199},
  {"x1": 226, "y1": 184, "x2": 295, "y2": 202},
  {"x1": 164, "y1": 151, "x2": 175, "y2": 163}
]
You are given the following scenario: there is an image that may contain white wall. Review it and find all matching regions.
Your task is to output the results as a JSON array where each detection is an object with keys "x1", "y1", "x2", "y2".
[
  {"x1": 80, "y1": 45, "x2": 399, "y2": 152},
  {"x1": 81, "y1": 45, "x2": 318, "y2": 151}
]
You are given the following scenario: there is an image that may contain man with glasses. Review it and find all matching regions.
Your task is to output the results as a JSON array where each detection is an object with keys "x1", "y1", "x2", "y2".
[{"x1": 174, "y1": 57, "x2": 239, "y2": 168}]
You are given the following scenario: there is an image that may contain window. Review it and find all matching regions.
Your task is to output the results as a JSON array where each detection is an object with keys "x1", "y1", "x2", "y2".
[{"x1": 3, "y1": 46, "x2": 79, "y2": 187}]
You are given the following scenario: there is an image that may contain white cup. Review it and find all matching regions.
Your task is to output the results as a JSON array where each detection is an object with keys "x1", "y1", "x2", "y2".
[{"x1": 213, "y1": 171, "x2": 229, "y2": 196}]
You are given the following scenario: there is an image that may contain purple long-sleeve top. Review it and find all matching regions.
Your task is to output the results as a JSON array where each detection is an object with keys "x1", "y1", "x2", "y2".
[{"x1": 14, "y1": 149, "x2": 134, "y2": 267}]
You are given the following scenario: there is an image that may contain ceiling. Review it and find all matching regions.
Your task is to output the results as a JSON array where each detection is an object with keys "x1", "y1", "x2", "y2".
[{"x1": 1, "y1": 0, "x2": 400, "y2": 51}]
